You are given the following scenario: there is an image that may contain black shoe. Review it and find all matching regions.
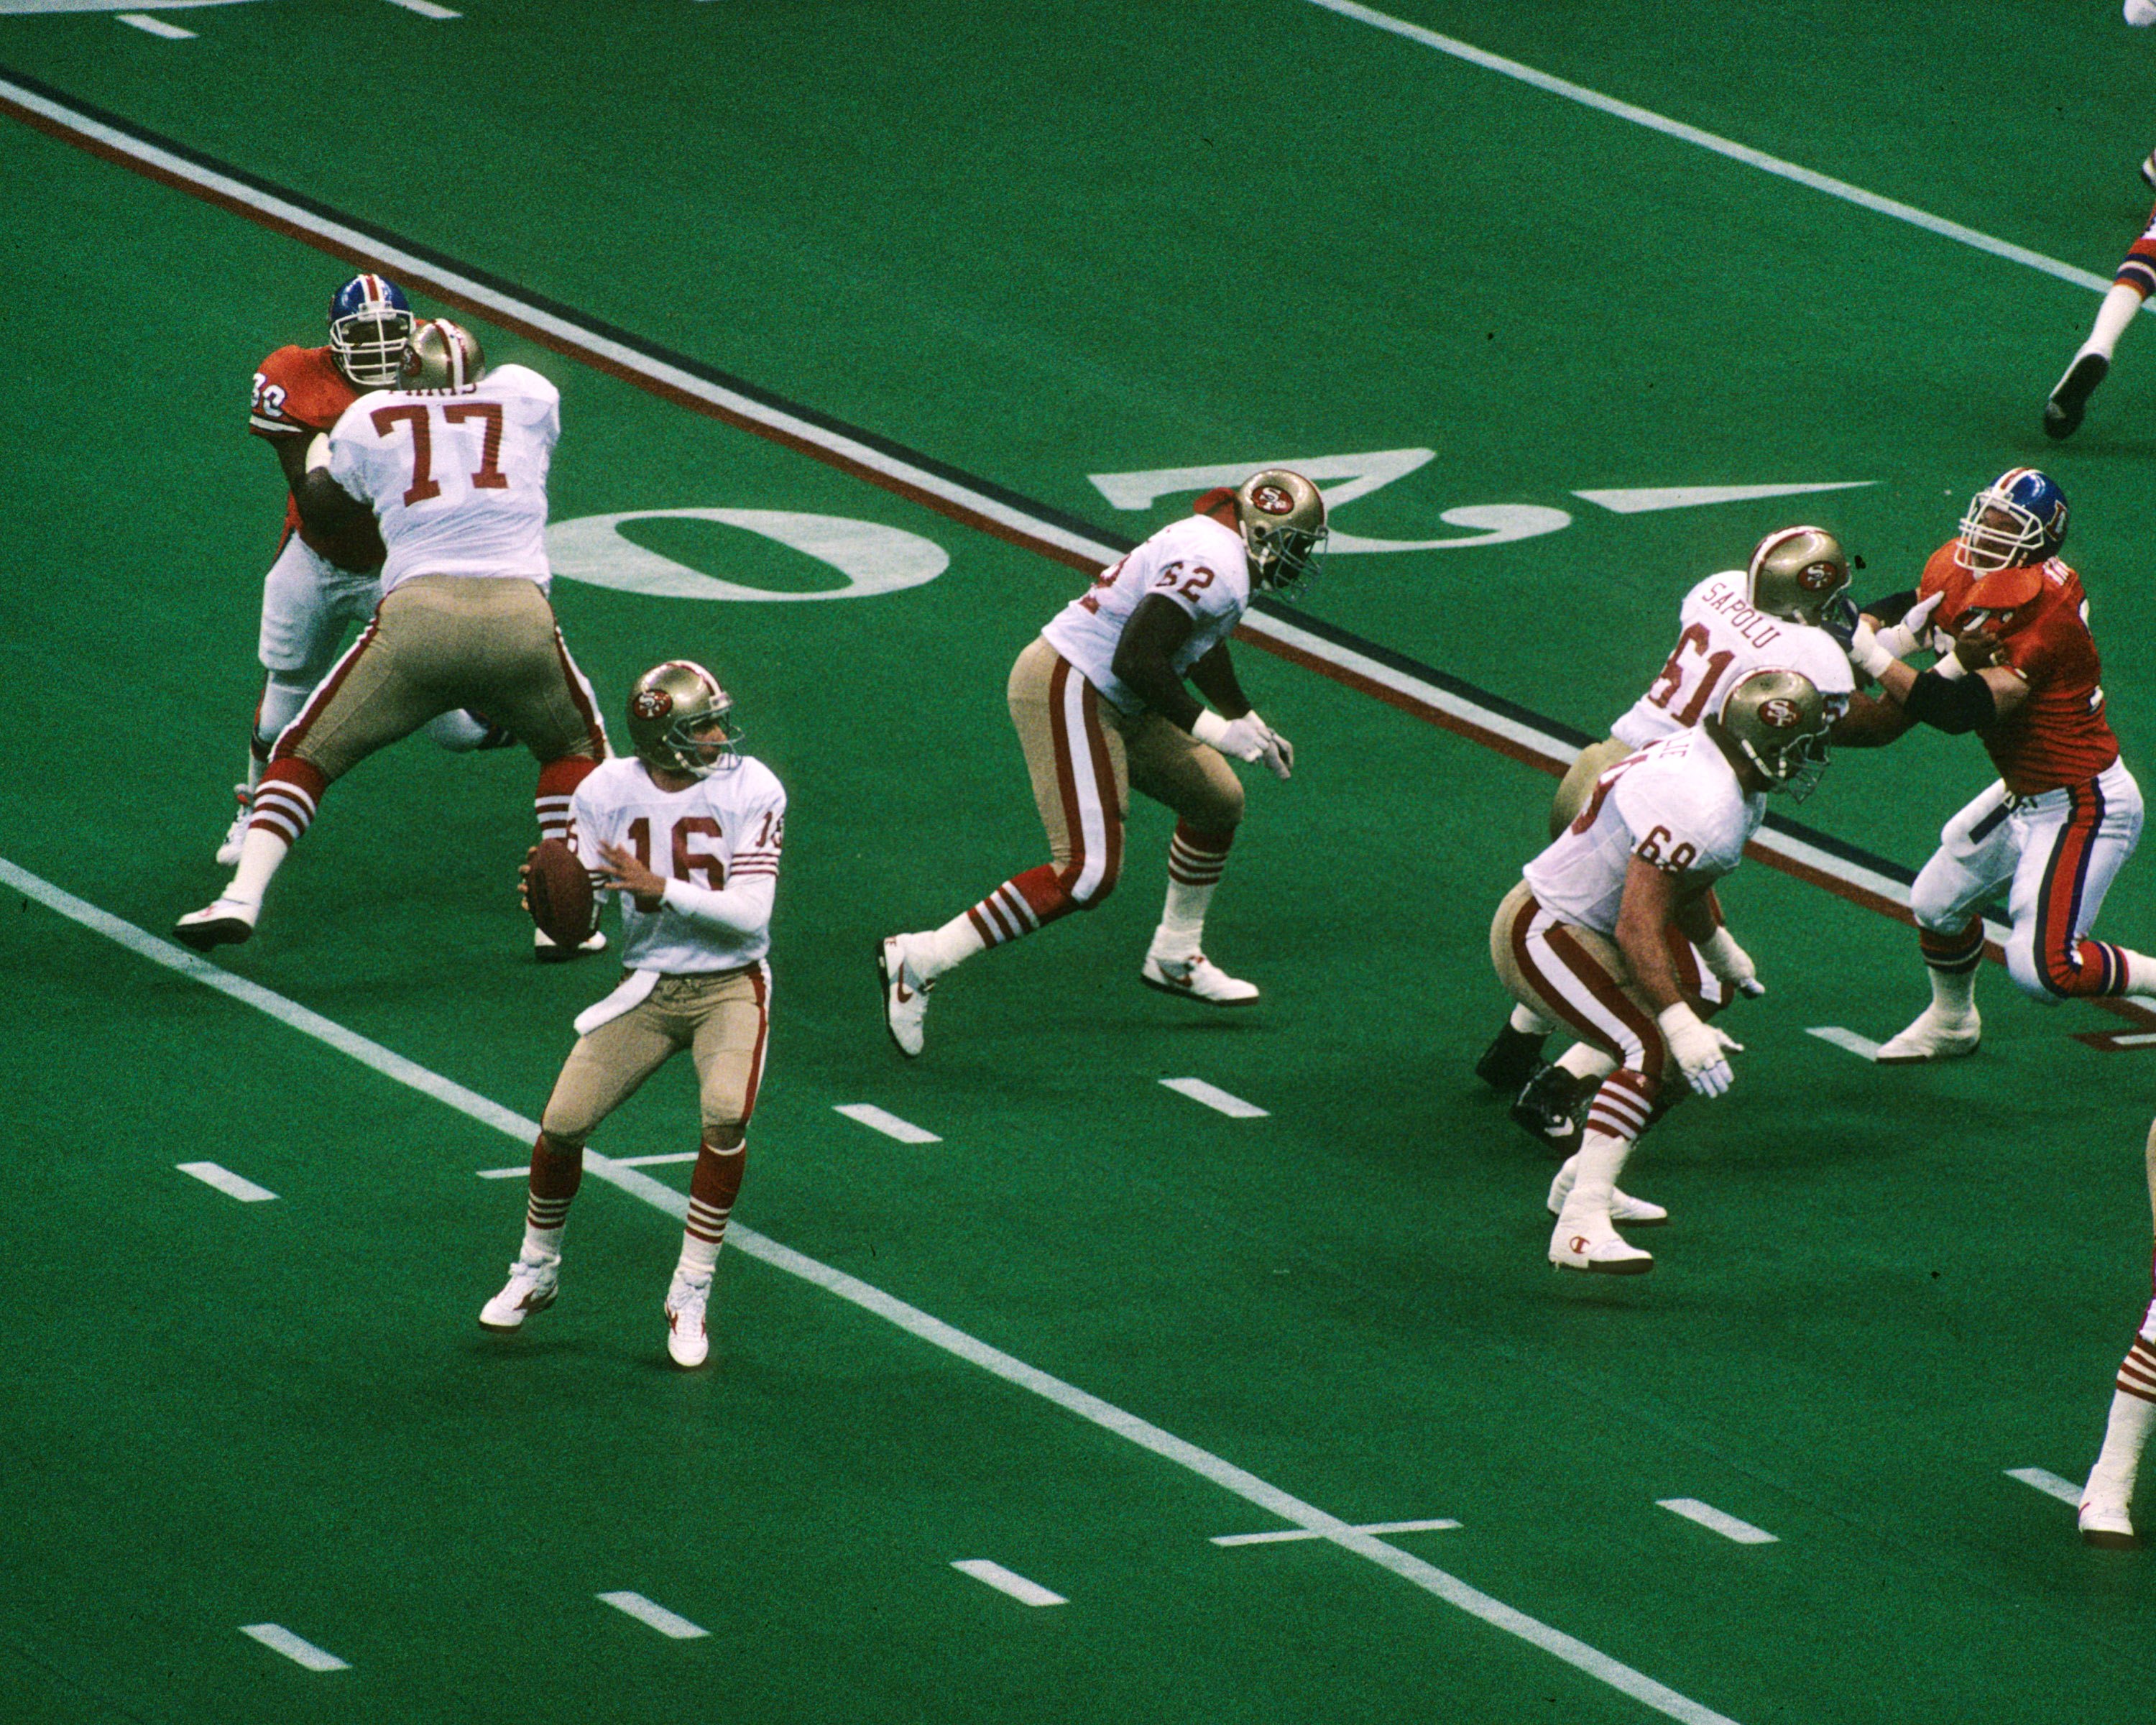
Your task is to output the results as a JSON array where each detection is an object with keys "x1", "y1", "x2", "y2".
[
  {"x1": 1510, "y1": 1063, "x2": 1586, "y2": 1158},
  {"x1": 2045, "y1": 352, "x2": 2108, "y2": 441},
  {"x1": 1475, "y1": 1023, "x2": 1547, "y2": 1092}
]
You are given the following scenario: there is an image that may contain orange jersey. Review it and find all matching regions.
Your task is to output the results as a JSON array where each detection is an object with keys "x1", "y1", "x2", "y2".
[
  {"x1": 249, "y1": 345, "x2": 371, "y2": 564},
  {"x1": 1917, "y1": 540, "x2": 2116, "y2": 795}
]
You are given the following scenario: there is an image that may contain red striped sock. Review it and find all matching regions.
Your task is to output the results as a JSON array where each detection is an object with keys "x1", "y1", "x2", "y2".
[
  {"x1": 964, "y1": 865, "x2": 1077, "y2": 949},
  {"x1": 679, "y1": 1137, "x2": 748, "y2": 1276},
  {"x1": 248, "y1": 758, "x2": 326, "y2": 847},
  {"x1": 2119, "y1": 1335, "x2": 2156, "y2": 1404},
  {"x1": 522, "y1": 1133, "x2": 583, "y2": 1259},
  {"x1": 535, "y1": 755, "x2": 599, "y2": 844},
  {"x1": 1583, "y1": 1069, "x2": 1657, "y2": 1143}
]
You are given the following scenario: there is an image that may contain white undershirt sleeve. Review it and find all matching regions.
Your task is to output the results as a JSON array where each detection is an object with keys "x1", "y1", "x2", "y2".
[{"x1": 659, "y1": 873, "x2": 775, "y2": 937}]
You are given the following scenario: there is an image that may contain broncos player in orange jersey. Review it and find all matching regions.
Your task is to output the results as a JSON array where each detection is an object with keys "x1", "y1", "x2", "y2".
[
  {"x1": 1835, "y1": 469, "x2": 2156, "y2": 1059},
  {"x1": 211, "y1": 275, "x2": 507, "y2": 867}
]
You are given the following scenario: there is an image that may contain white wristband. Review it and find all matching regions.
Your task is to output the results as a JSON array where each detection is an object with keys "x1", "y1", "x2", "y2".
[
  {"x1": 1655, "y1": 1000, "x2": 1705, "y2": 1041},
  {"x1": 1931, "y1": 650, "x2": 1968, "y2": 681},
  {"x1": 1192, "y1": 709, "x2": 1233, "y2": 748}
]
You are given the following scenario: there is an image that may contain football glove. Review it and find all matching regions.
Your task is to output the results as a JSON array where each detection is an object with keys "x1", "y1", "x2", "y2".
[
  {"x1": 1699, "y1": 926, "x2": 1765, "y2": 998},
  {"x1": 1658, "y1": 1001, "x2": 1742, "y2": 1098},
  {"x1": 1195, "y1": 710, "x2": 1293, "y2": 780}
]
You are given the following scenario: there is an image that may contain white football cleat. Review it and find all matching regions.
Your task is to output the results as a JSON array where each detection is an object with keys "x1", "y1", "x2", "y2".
[
  {"x1": 2080, "y1": 1497, "x2": 2139, "y2": 1549},
  {"x1": 172, "y1": 896, "x2": 259, "y2": 952},
  {"x1": 215, "y1": 784, "x2": 252, "y2": 868},
  {"x1": 1874, "y1": 1003, "x2": 1981, "y2": 1064},
  {"x1": 1141, "y1": 947, "x2": 1260, "y2": 1006},
  {"x1": 533, "y1": 926, "x2": 607, "y2": 963},
  {"x1": 478, "y1": 1253, "x2": 559, "y2": 1332},
  {"x1": 877, "y1": 933, "x2": 933, "y2": 1058},
  {"x1": 1547, "y1": 1158, "x2": 1667, "y2": 1226},
  {"x1": 1549, "y1": 1205, "x2": 1654, "y2": 1274},
  {"x1": 665, "y1": 1269, "x2": 711, "y2": 1368}
]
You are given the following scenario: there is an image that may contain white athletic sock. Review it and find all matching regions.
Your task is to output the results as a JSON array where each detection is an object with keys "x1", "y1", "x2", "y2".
[
  {"x1": 1153, "y1": 877, "x2": 1215, "y2": 954},
  {"x1": 520, "y1": 1223, "x2": 564, "y2": 1264},
  {"x1": 1508, "y1": 1003, "x2": 1554, "y2": 1036},
  {"x1": 2112, "y1": 947, "x2": 2156, "y2": 997},
  {"x1": 2083, "y1": 282, "x2": 2147, "y2": 362},
  {"x1": 2086, "y1": 1389, "x2": 2156, "y2": 1506},
  {"x1": 676, "y1": 1233, "x2": 721, "y2": 1279},
  {"x1": 1557, "y1": 1043, "x2": 1619, "y2": 1082},
  {"x1": 1561, "y1": 1129, "x2": 1632, "y2": 1215},
  {"x1": 226, "y1": 826, "x2": 291, "y2": 911},
  {"x1": 918, "y1": 913, "x2": 986, "y2": 980},
  {"x1": 1929, "y1": 965, "x2": 1978, "y2": 1017}
]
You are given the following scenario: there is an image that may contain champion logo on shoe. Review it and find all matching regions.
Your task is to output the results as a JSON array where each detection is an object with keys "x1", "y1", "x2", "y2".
[{"x1": 1570, "y1": 1235, "x2": 1590, "y2": 1255}]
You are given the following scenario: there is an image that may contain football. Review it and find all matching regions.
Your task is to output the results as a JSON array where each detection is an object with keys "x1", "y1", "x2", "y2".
[{"x1": 525, "y1": 838, "x2": 596, "y2": 949}]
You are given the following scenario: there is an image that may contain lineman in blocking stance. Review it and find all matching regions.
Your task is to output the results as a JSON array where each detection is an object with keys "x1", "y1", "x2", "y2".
[
  {"x1": 1490, "y1": 668, "x2": 1833, "y2": 1274},
  {"x1": 1834, "y1": 469, "x2": 2156, "y2": 1060},
  {"x1": 877, "y1": 470, "x2": 1326, "y2": 1057},
  {"x1": 1477, "y1": 526, "x2": 1858, "y2": 1144},
  {"x1": 481, "y1": 661, "x2": 783, "y2": 1369},
  {"x1": 174, "y1": 320, "x2": 611, "y2": 954},
  {"x1": 215, "y1": 275, "x2": 506, "y2": 865}
]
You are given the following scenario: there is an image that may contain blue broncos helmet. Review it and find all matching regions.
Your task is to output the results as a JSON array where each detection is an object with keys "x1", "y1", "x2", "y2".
[
  {"x1": 1955, "y1": 467, "x2": 2068, "y2": 575},
  {"x1": 327, "y1": 273, "x2": 414, "y2": 388}
]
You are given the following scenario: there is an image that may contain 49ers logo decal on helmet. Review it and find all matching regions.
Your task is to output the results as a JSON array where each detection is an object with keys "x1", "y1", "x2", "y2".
[
  {"x1": 1251, "y1": 484, "x2": 1295, "y2": 515},
  {"x1": 631, "y1": 689, "x2": 674, "y2": 721},
  {"x1": 1756, "y1": 696, "x2": 1805, "y2": 729},
  {"x1": 1795, "y1": 561, "x2": 1840, "y2": 592}
]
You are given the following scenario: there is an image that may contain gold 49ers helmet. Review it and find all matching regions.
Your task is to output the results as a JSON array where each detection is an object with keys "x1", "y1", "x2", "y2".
[
  {"x1": 1746, "y1": 525, "x2": 1851, "y2": 627},
  {"x1": 626, "y1": 661, "x2": 742, "y2": 780},
  {"x1": 1235, "y1": 469, "x2": 1329, "y2": 594},
  {"x1": 1714, "y1": 668, "x2": 1830, "y2": 801},
  {"x1": 399, "y1": 318, "x2": 486, "y2": 392}
]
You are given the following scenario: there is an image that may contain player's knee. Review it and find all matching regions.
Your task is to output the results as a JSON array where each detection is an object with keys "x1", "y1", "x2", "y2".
[
  {"x1": 2004, "y1": 934, "x2": 2070, "y2": 1003},
  {"x1": 701, "y1": 1121, "x2": 746, "y2": 1151},
  {"x1": 539, "y1": 1106, "x2": 594, "y2": 1147},
  {"x1": 1061, "y1": 860, "x2": 1119, "y2": 910},
  {"x1": 1907, "y1": 874, "x2": 1970, "y2": 934}
]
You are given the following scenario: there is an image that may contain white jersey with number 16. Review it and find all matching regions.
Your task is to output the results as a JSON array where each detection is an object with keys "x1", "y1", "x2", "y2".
[{"x1": 327, "y1": 362, "x2": 560, "y2": 594}]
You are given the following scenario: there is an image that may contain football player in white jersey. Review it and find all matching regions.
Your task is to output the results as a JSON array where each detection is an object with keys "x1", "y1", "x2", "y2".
[
  {"x1": 480, "y1": 661, "x2": 783, "y2": 1369},
  {"x1": 1489, "y1": 668, "x2": 1832, "y2": 1273},
  {"x1": 175, "y1": 321, "x2": 612, "y2": 955},
  {"x1": 1477, "y1": 527, "x2": 1856, "y2": 1136},
  {"x1": 875, "y1": 469, "x2": 1326, "y2": 1057}
]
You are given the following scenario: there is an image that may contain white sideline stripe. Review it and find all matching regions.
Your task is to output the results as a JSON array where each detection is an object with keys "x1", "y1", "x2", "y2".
[
  {"x1": 176, "y1": 1161, "x2": 277, "y2": 1202},
  {"x1": 2108, "y1": 1032, "x2": 2156, "y2": 1049},
  {"x1": 834, "y1": 1103, "x2": 943, "y2": 1144},
  {"x1": 1, "y1": 855, "x2": 1741, "y2": 1725},
  {"x1": 950, "y1": 1560, "x2": 1067, "y2": 1606},
  {"x1": 1657, "y1": 1499, "x2": 1779, "y2": 1545},
  {"x1": 0, "y1": 77, "x2": 2007, "y2": 950},
  {"x1": 383, "y1": 0, "x2": 458, "y2": 14},
  {"x1": 596, "y1": 1591, "x2": 709, "y2": 1638},
  {"x1": 1301, "y1": 0, "x2": 2150, "y2": 308},
  {"x1": 1160, "y1": 1077, "x2": 1269, "y2": 1119},
  {"x1": 1215, "y1": 1517, "x2": 1460, "y2": 1547},
  {"x1": 116, "y1": 11, "x2": 193, "y2": 33},
  {"x1": 476, "y1": 1149, "x2": 698, "y2": 1178},
  {"x1": 1574, "y1": 482, "x2": 1874, "y2": 516},
  {"x1": 239, "y1": 1624, "x2": 348, "y2": 1671},
  {"x1": 1805, "y1": 1026, "x2": 1881, "y2": 1062},
  {"x1": 2006, "y1": 1466, "x2": 2084, "y2": 1506}
]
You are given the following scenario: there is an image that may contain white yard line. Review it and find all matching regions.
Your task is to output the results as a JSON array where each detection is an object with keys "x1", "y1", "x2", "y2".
[
  {"x1": 1657, "y1": 1499, "x2": 1779, "y2": 1545},
  {"x1": 4, "y1": 854, "x2": 1743, "y2": 1725},
  {"x1": 176, "y1": 1161, "x2": 277, "y2": 1202},
  {"x1": 595, "y1": 1591, "x2": 708, "y2": 1639},
  {"x1": 1214, "y1": 1517, "x2": 1460, "y2": 1547},
  {"x1": 2005, "y1": 1467, "x2": 2084, "y2": 1506},
  {"x1": 383, "y1": 0, "x2": 458, "y2": 15},
  {"x1": 1805, "y1": 1027, "x2": 1881, "y2": 1062},
  {"x1": 1300, "y1": 0, "x2": 2147, "y2": 307},
  {"x1": 1159, "y1": 1077, "x2": 1269, "y2": 1120},
  {"x1": 950, "y1": 1560, "x2": 1067, "y2": 1606},
  {"x1": 834, "y1": 1103, "x2": 942, "y2": 1144},
  {"x1": 239, "y1": 1624, "x2": 347, "y2": 1671},
  {"x1": 116, "y1": 11, "x2": 193, "y2": 34}
]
